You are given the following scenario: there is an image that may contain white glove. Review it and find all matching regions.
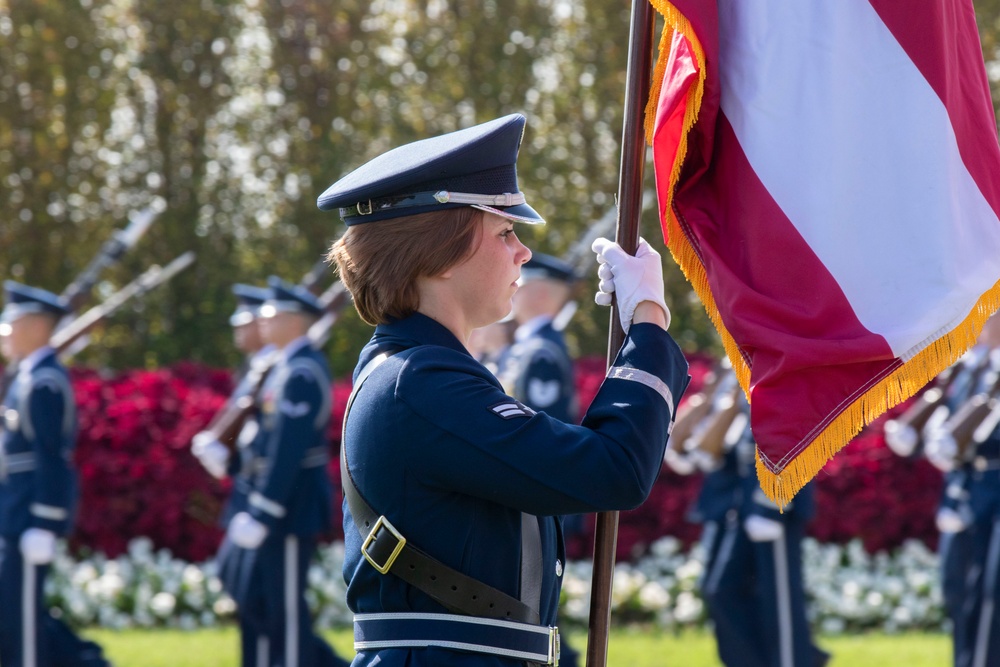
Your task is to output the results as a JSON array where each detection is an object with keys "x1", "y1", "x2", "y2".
[
  {"x1": 935, "y1": 507, "x2": 970, "y2": 534},
  {"x1": 883, "y1": 421, "x2": 918, "y2": 458},
  {"x1": 664, "y1": 447, "x2": 697, "y2": 475},
  {"x1": 925, "y1": 432, "x2": 958, "y2": 472},
  {"x1": 690, "y1": 448, "x2": 723, "y2": 474},
  {"x1": 192, "y1": 431, "x2": 230, "y2": 480},
  {"x1": 592, "y1": 237, "x2": 670, "y2": 334},
  {"x1": 20, "y1": 528, "x2": 57, "y2": 565},
  {"x1": 743, "y1": 515, "x2": 784, "y2": 542},
  {"x1": 227, "y1": 512, "x2": 268, "y2": 549}
]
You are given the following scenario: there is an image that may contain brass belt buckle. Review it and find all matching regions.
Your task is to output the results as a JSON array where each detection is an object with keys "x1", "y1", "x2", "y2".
[{"x1": 362, "y1": 515, "x2": 406, "y2": 574}]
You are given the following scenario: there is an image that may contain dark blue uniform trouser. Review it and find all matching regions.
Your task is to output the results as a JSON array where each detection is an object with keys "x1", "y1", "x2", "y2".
[
  {"x1": 940, "y1": 526, "x2": 974, "y2": 667},
  {"x1": 237, "y1": 535, "x2": 349, "y2": 667},
  {"x1": 700, "y1": 518, "x2": 828, "y2": 667},
  {"x1": 958, "y1": 515, "x2": 1000, "y2": 667},
  {"x1": 0, "y1": 535, "x2": 109, "y2": 667}
]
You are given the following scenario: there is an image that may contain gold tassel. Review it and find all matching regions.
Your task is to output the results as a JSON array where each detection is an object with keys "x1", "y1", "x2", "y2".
[{"x1": 647, "y1": 0, "x2": 753, "y2": 396}]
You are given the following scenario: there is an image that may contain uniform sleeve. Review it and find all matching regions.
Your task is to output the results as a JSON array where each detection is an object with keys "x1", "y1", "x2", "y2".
[
  {"x1": 23, "y1": 373, "x2": 75, "y2": 534},
  {"x1": 248, "y1": 366, "x2": 327, "y2": 528},
  {"x1": 396, "y1": 323, "x2": 690, "y2": 516}
]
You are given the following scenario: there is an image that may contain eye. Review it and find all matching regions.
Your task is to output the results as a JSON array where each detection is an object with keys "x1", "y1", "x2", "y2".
[{"x1": 500, "y1": 227, "x2": 515, "y2": 240}]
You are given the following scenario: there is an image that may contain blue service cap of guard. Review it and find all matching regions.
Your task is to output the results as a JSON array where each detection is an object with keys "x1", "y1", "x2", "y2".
[
  {"x1": 1, "y1": 281, "x2": 69, "y2": 324},
  {"x1": 519, "y1": 253, "x2": 577, "y2": 284},
  {"x1": 259, "y1": 276, "x2": 323, "y2": 319},
  {"x1": 229, "y1": 283, "x2": 269, "y2": 327},
  {"x1": 316, "y1": 113, "x2": 545, "y2": 226}
]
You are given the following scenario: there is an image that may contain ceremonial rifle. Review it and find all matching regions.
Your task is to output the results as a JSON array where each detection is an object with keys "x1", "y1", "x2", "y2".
[
  {"x1": 589, "y1": 1, "x2": 656, "y2": 665},
  {"x1": 58, "y1": 206, "x2": 160, "y2": 312},
  {"x1": 665, "y1": 359, "x2": 728, "y2": 460},
  {"x1": 684, "y1": 382, "x2": 743, "y2": 465},
  {"x1": 938, "y1": 364, "x2": 1000, "y2": 463},
  {"x1": 0, "y1": 207, "x2": 160, "y2": 399},
  {"x1": 201, "y1": 279, "x2": 353, "y2": 450},
  {"x1": 300, "y1": 256, "x2": 333, "y2": 296},
  {"x1": 553, "y1": 194, "x2": 653, "y2": 332},
  {"x1": 49, "y1": 252, "x2": 196, "y2": 355}
]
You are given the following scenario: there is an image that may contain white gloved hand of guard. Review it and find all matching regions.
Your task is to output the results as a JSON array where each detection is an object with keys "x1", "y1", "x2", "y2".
[
  {"x1": 227, "y1": 512, "x2": 268, "y2": 549},
  {"x1": 935, "y1": 507, "x2": 970, "y2": 534},
  {"x1": 192, "y1": 431, "x2": 230, "y2": 480},
  {"x1": 743, "y1": 514, "x2": 785, "y2": 542},
  {"x1": 883, "y1": 421, "x2": 919, "y2": 458},
  {"x1": 20, "y1": 527, "x2": 57, "y2": 565},
  {"x1": 592, "y1": 237, "x2": 670, "y2": 334},
  {"x1": 925, "y1": 431, "x2": 958, "y2": 473}
]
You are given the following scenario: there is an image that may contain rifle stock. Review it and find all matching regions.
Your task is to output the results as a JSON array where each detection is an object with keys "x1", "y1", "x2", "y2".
[
  {"x1": 59, "y1": 206, "x2": 160, "y2": 312},
  {"x1": 940, "y1": 368, "x2": 1000, "y2": 462},
  {"x1": 883, "y1": 387, "x2": 947, "y2": 456},
  {"x1": 685, "y1": 385, "x2": 743, "y2": 464},
  {"x1": 666, "y1": 362, "x2": 726, "y2": 454}
]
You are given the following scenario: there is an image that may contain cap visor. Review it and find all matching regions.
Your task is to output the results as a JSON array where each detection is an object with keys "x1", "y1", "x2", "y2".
[{"x1": 471, "y1": 202, "x2": 545, "y2": 225}]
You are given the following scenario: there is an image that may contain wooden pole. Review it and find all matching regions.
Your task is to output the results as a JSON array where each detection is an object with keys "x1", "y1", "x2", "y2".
[{"x1": 585, "y1": 1, "x2": 656, "y2": 666}]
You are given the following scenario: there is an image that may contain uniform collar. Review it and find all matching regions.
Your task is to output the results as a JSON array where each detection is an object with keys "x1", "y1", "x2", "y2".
[
  {"x1": 280, "y1": 336, "x2": 311, "y2": 361},
  {"x1": 374, "y1": 312, "x2": 471, "y2": 356},
  {"x1": 19, "y1": 345, "x2": 56, "y2": 373},
  {"x1": 514, "y1": 315, "x2": 553, "y2": 343}
]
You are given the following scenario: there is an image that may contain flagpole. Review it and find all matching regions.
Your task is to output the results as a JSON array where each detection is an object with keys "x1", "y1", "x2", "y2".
[{"x1": 585, "y1": 1, "x2": 656, "y2": 666}]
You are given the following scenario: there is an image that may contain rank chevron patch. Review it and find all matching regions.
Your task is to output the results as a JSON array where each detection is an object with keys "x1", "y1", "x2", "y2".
[{"x1": 488, "y1": 400, "x2": 536, "y2": 420}]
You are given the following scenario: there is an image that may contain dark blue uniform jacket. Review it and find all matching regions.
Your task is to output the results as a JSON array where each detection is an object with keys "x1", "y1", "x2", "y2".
[
  {"x1": 499, "y1": 319, "x2": 577, "y2": 424},
  {"x1": 246, "y1": 338, "x2": 333, "y2": 538},
  {"x1": 342, "y1": 313, "x2": 689, "y2": 666},
  {"x1": 0, "y1": 347, "x2": 77, "y2": 537}
]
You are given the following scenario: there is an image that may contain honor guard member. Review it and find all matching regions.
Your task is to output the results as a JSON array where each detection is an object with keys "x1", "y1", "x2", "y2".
[
  {"x1": 191, "y1": 283, "x2": 284, "y2": 666},
  {"x1": 925, "y1": 314, "x2": 1000, "y2": 667},
  {"x1": 0, "y1": 282, "x2": 111, "y2": 667},
  {"x1": 224, "y1": 277, "x2": 347, "y2": 667},
  {"x1": 499, "y1": 253, "x2": 578, "y2": 424},
  {"x1": 684, "y1": 378, "x2": 828, "y2": 667},
  {"x1": 319, "y1": 113, "x2": 690, "y2": 667}
]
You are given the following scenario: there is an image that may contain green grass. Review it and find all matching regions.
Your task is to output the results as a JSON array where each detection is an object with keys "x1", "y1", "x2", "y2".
[{"x1": 83, "y1": 627, "x2": 951, "y2": 666}]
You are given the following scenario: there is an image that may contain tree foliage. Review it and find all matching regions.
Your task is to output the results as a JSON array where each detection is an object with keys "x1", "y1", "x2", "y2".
[{"x1": 2, "y1": 0, "x2": 999, "y2": 374}]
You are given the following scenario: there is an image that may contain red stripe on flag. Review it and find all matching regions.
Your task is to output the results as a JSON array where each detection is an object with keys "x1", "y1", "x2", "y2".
[
  {"x1": 674, "y1": 115, "x2": 897, "y2": 467},
  {"x1": 653, "y1": 30, "x2": 701, "y2": 247},
  {"x1": 867, "y1": 0, "x2": 1000, "y2": 220}
]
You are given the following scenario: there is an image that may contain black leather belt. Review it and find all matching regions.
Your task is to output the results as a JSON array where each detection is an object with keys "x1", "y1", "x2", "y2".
[{"x1": 341, "y1": 352, "x2": 541, "y2": 625}]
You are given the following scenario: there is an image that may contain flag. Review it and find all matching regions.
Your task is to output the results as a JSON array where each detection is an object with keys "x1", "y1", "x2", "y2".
[{"x1": 648, "y1": 0, "x2": 1000, "y2": 506}]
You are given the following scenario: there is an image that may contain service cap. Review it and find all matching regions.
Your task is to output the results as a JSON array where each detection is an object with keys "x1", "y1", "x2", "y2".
[
  {"x1": 317, "y1": 114, "x2": 544, "y2": 226},
  {"x1": 230, "y1": 283, "x2": 269, "y2": 327},
  {"x1": 1, "y1": 281, "x2": 69, "y2": 324},
  {"x1": 519, "y1": 253, "x2": 577, "y2": 284},
  {"x1": 259, "y1": 276, "x2": 323, "y2": 319}
]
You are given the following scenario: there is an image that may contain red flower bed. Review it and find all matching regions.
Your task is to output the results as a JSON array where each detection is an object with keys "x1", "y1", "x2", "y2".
[{"x1": 64, "y1": 358, "x2": 943, "y2": 561}]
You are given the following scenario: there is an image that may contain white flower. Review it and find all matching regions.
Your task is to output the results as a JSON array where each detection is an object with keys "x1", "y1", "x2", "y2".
[{"x1": 150, "y1": 592, "x2": 176, "y2": 618}]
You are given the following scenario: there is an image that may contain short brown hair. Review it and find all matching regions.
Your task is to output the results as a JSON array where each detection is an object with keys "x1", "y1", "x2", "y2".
[{"x1": 328, "y1": 207, "x2": 484, "y2": 325}]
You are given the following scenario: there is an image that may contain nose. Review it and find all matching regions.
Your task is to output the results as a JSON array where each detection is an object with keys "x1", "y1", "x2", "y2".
[{"x1": 515, "y1": 236, "x2": 532, "y2": 265}]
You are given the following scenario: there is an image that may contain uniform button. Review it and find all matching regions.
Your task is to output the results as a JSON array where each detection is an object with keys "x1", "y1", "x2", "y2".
[{"x1": 555, "y1": 560, "x2": 563, "y2": 577}]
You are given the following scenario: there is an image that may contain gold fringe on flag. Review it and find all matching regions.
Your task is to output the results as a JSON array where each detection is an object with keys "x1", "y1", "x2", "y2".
[
  {"x1": 756, "y1": 282, "x2": 1000, "y2": 508},
  {"x1": 647, "y1": 0, "x2": 751, "y2": 394},
  {"x1": 646, "y1": 0, "x2": 1000, "y2": 508}
]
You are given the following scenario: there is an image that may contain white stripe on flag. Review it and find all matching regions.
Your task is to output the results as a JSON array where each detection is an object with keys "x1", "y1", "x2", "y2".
[{"x1": 718, "y1": 0, "x2": 1000, "y2": 357}]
